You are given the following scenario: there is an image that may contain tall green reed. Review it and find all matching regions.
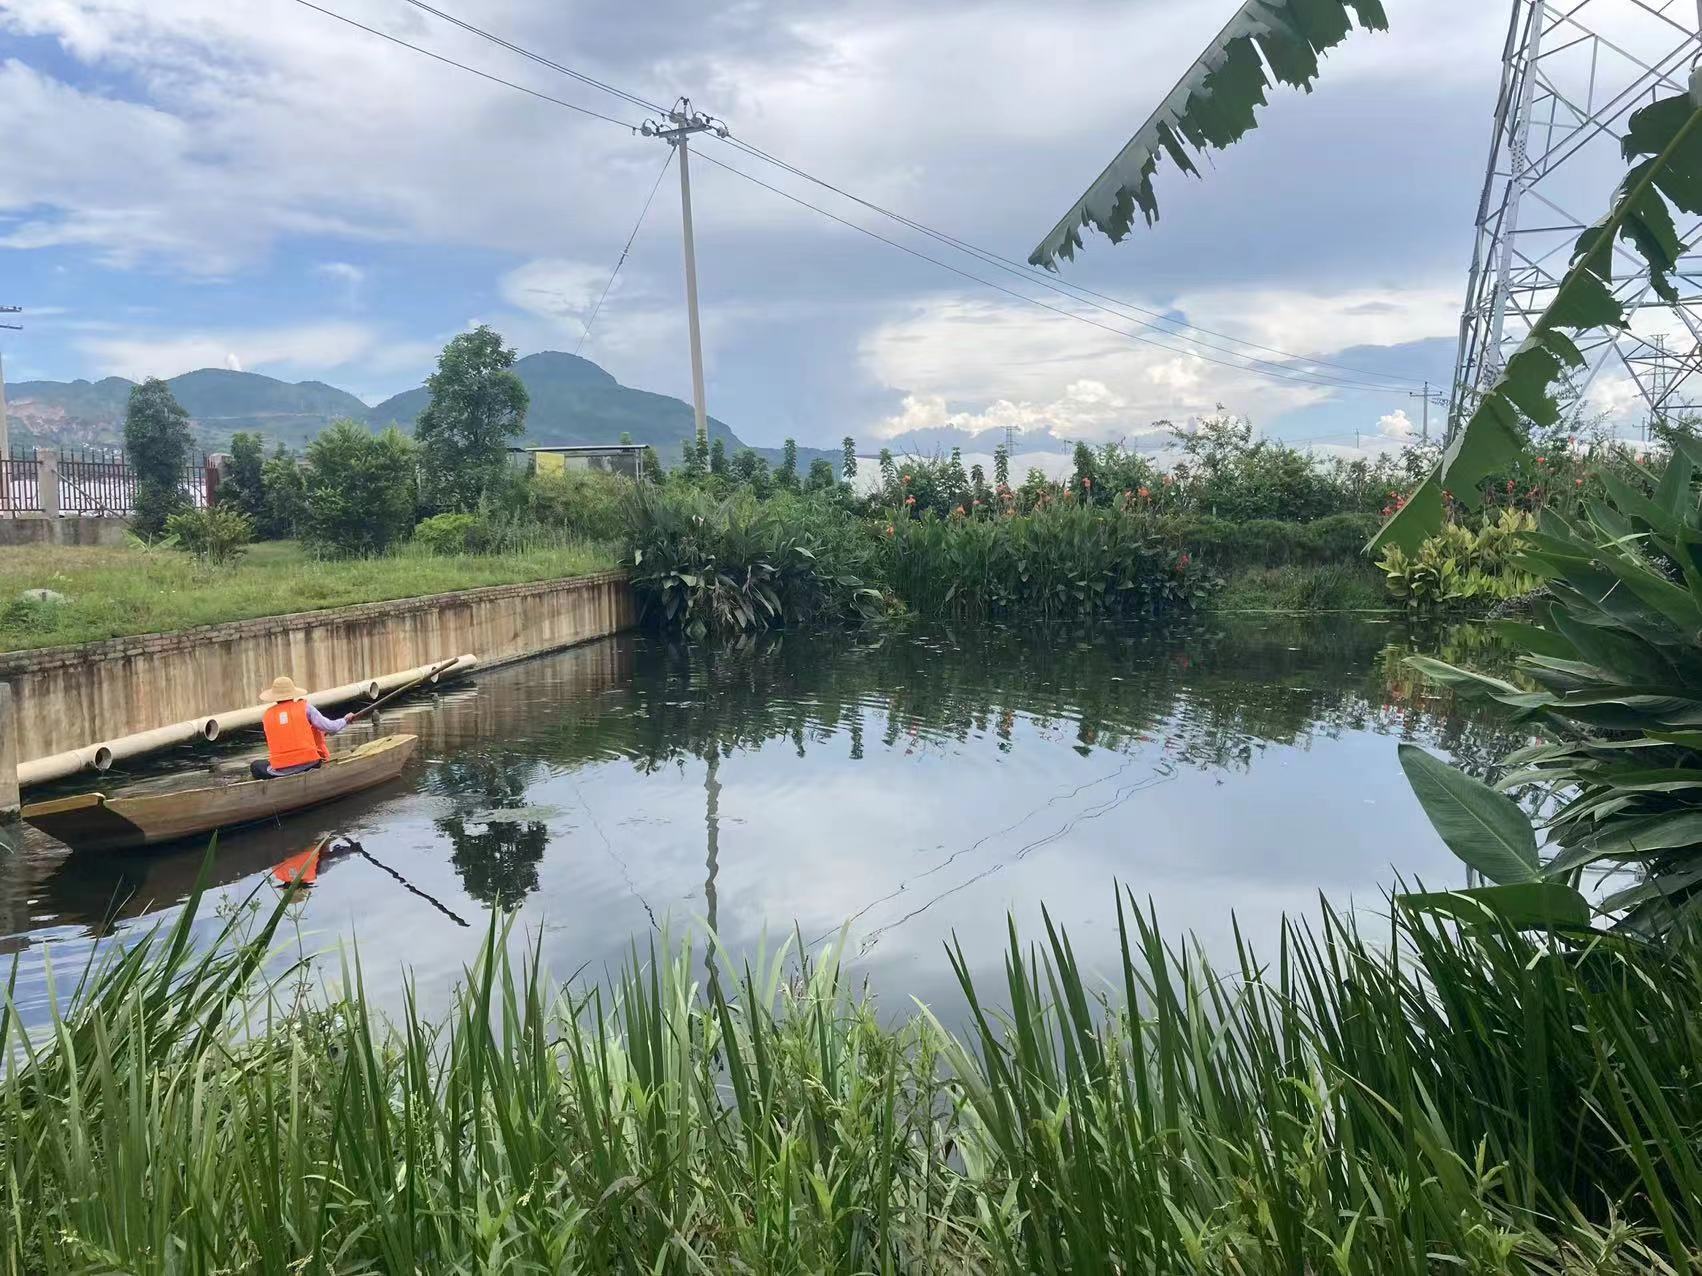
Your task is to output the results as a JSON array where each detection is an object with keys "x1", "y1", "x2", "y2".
[{"x1": 4, "y1": 867, "x2": 1698, "y2": 1273}]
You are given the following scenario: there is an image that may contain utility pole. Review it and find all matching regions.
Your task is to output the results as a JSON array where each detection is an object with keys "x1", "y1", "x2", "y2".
[
  {"x1": 1422, "y1": 381, "x2": 1429, "y2": 443},
  {"x1": 642, "y1": 99, "x2": 728, "y2": 454}
]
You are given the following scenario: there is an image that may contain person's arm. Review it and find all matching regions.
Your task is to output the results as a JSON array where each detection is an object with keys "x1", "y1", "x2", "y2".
[{"x1": 305, "y1": 703, "x2": 350, "y2": 734}]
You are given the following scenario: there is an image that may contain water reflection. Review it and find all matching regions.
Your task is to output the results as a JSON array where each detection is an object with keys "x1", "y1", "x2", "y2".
[{"x1": 1, "y1": 616, "x2": 1524, "y2": 1018}]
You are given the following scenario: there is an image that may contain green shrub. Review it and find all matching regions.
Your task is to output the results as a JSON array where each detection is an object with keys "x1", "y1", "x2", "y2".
[
  {"x1": 626, "y1": 485, "x2": 880, "y2": 637},
  {"x1": 164, "y1": 505, "x2": 253, "y2": 566},
  {"x1": 1164, "y1": 512, "x2": 1380, "y2": 568},
  {"x1": 875, "y1": 503, "x2": 1216, "y2": 623},
  {"x1": 412, "y1": 512, "x2": 487, "y2": 556},
  {"x1": 524, "y1": 469, "x2": 629, "y2": 541},
  {"x1": 300, "y1": 420, "x2": 416, "y2": 557},
  {"x1": 260, "y1": 444, "x2": 307, "y2": 540}
]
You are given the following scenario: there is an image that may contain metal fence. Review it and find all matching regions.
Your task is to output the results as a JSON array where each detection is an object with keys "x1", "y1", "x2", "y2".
[
  {"x1": 0, "y1": 448, "x2": 213, "y2": 516},
  {"x1": 2, "y1": 451, "x2": 40, "y2": 513}
]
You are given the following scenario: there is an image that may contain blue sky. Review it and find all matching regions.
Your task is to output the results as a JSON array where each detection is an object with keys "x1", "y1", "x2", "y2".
[{"x1": 0, "y1": 0, "x2": 1661, "y2": 452}]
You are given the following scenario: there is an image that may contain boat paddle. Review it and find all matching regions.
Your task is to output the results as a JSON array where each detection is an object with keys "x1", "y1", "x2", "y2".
[{"x1": 347, "y1": 656, "x2": 465, "y2": 725}]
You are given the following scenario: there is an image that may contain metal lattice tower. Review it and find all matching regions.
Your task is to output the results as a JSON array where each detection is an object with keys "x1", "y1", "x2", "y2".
[{"x1": 1449, "y1": 0, "x2": 1702, "y2": 441}]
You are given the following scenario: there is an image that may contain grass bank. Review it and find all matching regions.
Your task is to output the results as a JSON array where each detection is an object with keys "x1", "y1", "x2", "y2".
[
  {"x1": 1209, "y1": 561, "x2": 1388, "y2": 612},
  {"x1": 6, "y1": 875, "x2": 1697, "y2": 1273},
  {"x1": 0, "y1": 538, "x2": 618, "y2": 652}
]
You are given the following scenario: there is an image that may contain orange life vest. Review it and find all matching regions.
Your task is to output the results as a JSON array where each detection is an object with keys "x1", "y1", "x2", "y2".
[{"x1": 263, "y1": 700, "x2": 328, "y2": 770}]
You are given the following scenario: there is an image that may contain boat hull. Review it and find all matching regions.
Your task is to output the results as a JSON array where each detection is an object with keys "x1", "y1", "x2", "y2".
[{"x1": 22, "y1": 735, "x2": 419, "y2": 854}]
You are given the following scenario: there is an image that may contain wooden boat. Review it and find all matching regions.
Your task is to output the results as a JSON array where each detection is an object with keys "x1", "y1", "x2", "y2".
[{"x1": 22, "y1": 735, "x2": 420, "y2": 854}]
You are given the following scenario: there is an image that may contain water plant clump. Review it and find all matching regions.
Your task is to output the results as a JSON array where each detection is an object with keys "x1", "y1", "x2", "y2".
[{"x1": 5, "y1": 868, "x2": 1699, "y2": 1273}]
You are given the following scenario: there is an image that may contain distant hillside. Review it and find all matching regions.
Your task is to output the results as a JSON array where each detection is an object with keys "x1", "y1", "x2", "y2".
[
  {"x1": 7, "y1": 352, "x2": 833, "y2": 470},
  {"x1": 6, "y1": 370, "x2": 367, "y2": 452}
]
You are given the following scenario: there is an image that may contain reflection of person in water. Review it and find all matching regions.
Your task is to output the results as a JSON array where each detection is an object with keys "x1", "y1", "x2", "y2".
[{"x1": 432, "y1": 756, "x2": 549, "y2": 909}]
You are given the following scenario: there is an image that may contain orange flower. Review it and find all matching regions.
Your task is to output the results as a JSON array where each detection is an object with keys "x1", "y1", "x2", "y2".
[
  {"x1": 1535, "y1": 456, "x2": 1547, "y2": 465},
  {"x1": 901, "y1": 474, "x2": 912, "y2": 484},
  {"x1": 884, "y1": 524, "x2": 895, "y2": 537},
  {"x1": 1137, "y1": 486, "x2": 1151, "y2": 499},
  {"x1": 1575, "y1": 477, "x2": 1584, "y2": 488}
]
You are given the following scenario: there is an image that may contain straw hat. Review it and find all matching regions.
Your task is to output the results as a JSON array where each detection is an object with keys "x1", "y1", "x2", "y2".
[{"x1": 258, "y1": 674, "x2": 309, "y2": 703}]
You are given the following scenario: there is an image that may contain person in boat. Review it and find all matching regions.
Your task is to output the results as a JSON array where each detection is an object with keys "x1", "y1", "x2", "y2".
[{"x1": 252, "y1": 675, "x2": 354, "y2": 779}]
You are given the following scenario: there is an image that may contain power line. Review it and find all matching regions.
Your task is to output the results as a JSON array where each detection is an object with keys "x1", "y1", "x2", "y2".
[
  {"x1": 719, "y1": 135, "x2": 1429, "y2": 391},
  {"x1": 288, "y1": 3, "x2": 1429, "y2": 400},
  {"x1": 287, "y1": 0, "x2": 642, "y2": 130},
  {"x1": 392, "y1": 0, "x2": 665, "y2": 114},
  {"x1": 578, "y1": 148, "x2": 674, "y2": 355},
  {"x1": 690, "y1": 149, "x2": 1428, "y2": 398}
]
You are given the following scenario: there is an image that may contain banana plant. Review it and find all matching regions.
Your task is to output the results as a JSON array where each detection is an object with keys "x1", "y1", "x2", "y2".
[
  {"x1": 1372, "y1": 74, "x2": 1702, "y2": 553},
  {"x1": 1030, "y1": 0, "x2": 1388, "y2": 267},
  {"x1": 1400, "y1": 436, "x2": 1702, "y2": 936}
]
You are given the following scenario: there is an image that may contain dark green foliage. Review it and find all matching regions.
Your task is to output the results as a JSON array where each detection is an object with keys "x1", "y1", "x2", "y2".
[
  {"x1": 300, "y1": 420, "x2": 416, "y2": 557},
  {"x1": 626, "y1": 485, "x2": 880, "y2": 638},
  {"x1": 215, "y1": 431, "x2": 268, "y2": 529},
  {"x1": 841, "y1": 436, "x2": 857, "y2": 481},
  {"x1": 522, "y1": 469, "x2": 628, "y2": 541},
  {"x1": 414, "y1": 325, "x2": 529, "y2": 513},
  {"x1": 804, "y1": 457, "x2": 837, "y2": 493},
  {"x1": 1407, "y1": 436, "x2": 1702, "y2": 935},
  {"x1": 1168, "y1": 512, "x2": 1382, "y2": 568},
  {"x1": 709, "y1": 437, "x2": 728, "y2": 476},
  {"x1": 680, "y1": 436, "x2": 705, "y2": 479},
  {"x1": 641, "y1": 445, "x2": 663, "y2": 483},
  {"x1": 123, "y1": 377, "x2": 193, "y2": 537},
  {"x1": 259, "y1": 444, "x2": 306, "y2": 540},
  {"x1": 777, "y1": 437, "x2": 800, "y2": 491},
  {"x1": 877, "y1": 503, "x2": 1216, "y2": 623}
]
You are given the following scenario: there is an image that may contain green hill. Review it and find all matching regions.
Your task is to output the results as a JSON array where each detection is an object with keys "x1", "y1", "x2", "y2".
[{"x1": 9, "y1": 352, "x2": 834, "y2": 471}]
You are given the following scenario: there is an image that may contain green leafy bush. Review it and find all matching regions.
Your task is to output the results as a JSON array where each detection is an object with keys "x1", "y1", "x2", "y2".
[
  {"x1": 412, "y1": 512, "x2": 488, "y2": 556},
  {"x1": 123, "y1": 378, "x2": 194, "y2": 538},
  {"x1": 1403, "y1": 441, "x2": 1702, "y2": 935},
  {"x1": 300, "y1": 420, "x2": 416, "y2": 557},
  {"x1": 1378, "y1": 510, "x2": 1540, "y2": 612},
  {"x1": 164, "y1": 505, "x2": 253, "y2": 566},
  {"x1": 523, "y1": 469, "x2": 629, "y2": 541},
  {"x1": 626, "y1": 485, "x2": 880, "y2": 638}
]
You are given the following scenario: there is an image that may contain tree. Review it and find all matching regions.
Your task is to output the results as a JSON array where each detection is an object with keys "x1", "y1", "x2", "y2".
[
  {"x1": 301, "y1": 420, "x2": 416, "y2": 556},
  {"x1": 994, "y1": 444, "x2": 1009, "y2": 488},
  {"x1": 124, "y1": 378, "x2": 193, "y2": 537},
  {"x1": 777, "y1": 438, "x2": 800, "y2": 490},
  {"x1": 841, "y1": 437, "x2": 857, "y2": 482},
  {"x1": 414, "y1": 326, "x2": 528, "y2": 513},
  {"x1": 879, "y1": 448, "x2": 896, "y2": 489},
  {"x1": 641, "y1": 445, "x2": 663, "y2": 483},
  {"x1": 805, "y1": 457, "x2": 837, "y2": 493},
  {"x1": 216, "y1": 431, "x2": 267, "y2": 529},
  {"x1": 680, "y1": 437, "x2": 706, "y2": 480},
  {"x1": 261, "y1": 444, "x2": 307, "y2": 539},
  {"x1": 710, "y1": 437, "x2": 729, "y2": 476}
]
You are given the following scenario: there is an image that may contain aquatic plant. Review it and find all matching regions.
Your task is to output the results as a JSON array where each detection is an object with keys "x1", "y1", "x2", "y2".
[{"x1": 4, "y1": 866, "x2": 1699, "y2": 1272}]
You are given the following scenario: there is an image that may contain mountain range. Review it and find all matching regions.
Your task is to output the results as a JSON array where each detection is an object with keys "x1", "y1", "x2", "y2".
[{"x1": 2, "y1": 352, "x2": 833, "y2": 469}]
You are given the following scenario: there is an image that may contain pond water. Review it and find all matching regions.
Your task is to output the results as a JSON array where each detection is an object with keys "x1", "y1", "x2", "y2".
[{"x1": 0, "y1": 617, "x2": 1520, "y2": 1022}]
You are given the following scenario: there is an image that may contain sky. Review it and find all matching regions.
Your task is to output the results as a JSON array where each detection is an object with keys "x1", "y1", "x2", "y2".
[{"x1": 0, "y1": 0, "x2": 1678, "y2": 453}]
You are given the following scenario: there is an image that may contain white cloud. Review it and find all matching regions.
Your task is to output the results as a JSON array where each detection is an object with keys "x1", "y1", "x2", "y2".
[
  {"x1": 861, "y1": 295, "x2": 1334, "y2": 442},
  {"x1": 1378, "y1": 408, "x2": 1415, "y2": 440},
  {"x1": 80, "y1": 320, "x2": 381, "y2": 380},
  {"x1": 498, "y1": 259, "x2": 618, "y2": 333}
]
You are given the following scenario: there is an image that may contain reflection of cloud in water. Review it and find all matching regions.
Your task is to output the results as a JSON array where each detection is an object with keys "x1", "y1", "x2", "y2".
[{"x1": 1, "y1": 618, "x2": 1523, "y2": 1024}]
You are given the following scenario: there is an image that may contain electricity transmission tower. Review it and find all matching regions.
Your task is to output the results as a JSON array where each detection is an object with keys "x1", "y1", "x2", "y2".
[
  {"x1": 1449, "y1": 0, "x2": 1702, "y2": 443},
  {"x1": 641, "y1": 99, "x2": 729, "y2": 454}
]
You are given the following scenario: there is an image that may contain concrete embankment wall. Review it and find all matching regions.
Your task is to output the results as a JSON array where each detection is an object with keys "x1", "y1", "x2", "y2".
[{"x1": 1, "y1": 571, "x2": 636, "y2": 766}]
